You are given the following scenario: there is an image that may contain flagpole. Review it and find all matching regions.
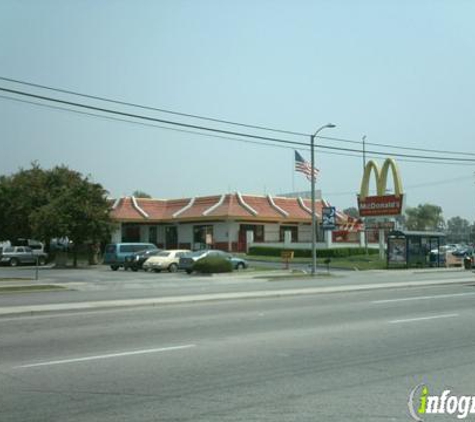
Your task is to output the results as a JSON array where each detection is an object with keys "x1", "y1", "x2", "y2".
[
  {"x1": 292, "y1": 152, "x2": 295, "y2": 192},
  {"x1": 310, "y1": 124, "x2": 336, "y2": 275}
]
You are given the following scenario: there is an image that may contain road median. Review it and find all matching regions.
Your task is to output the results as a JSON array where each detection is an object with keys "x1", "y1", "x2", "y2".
[{"x1": 1, "y1": 276, "x2": 474, "y2": 317}]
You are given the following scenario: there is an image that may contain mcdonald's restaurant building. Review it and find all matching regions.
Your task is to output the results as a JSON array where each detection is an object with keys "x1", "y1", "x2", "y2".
[{"x1": 109, "y1": 193, "x2": 364, "y2": 252}]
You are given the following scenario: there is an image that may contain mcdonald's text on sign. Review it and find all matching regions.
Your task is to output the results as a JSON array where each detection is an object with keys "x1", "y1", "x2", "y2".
[{"x1": 358, "y1": 194, "x2": 404, "y2": 217}]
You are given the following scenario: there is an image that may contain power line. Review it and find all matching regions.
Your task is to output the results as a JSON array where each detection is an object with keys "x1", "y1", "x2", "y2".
[
  {"x1": 3, "y1": 75, "x2": 475, "y2": 159},
  {"x1": 0, "y1": 93, "x2": 307, "y2": 151},
  {"x1": 2, "y1": 88, "x2": 475, "y2": 166},
  {"x1": 326, "y1": 175, "x2": 474, "y2": 197},
  {"x1": 318, "y1": 135, "x2": 475, "y2": 157},
  {"x1": 0, "y1": 85, "x2": 311, "y2": 148},
  {"x1": 0, "y1": 75, "x2": 308, "y2": 137}
]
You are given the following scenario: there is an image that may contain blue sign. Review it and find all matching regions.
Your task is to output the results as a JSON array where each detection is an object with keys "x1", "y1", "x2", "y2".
[{"x1": 322, "y1": 206, "x2": 336, "y2": 230}]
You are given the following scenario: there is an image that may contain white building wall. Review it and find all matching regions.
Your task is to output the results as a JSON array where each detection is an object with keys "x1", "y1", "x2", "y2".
[
  {"x1": 213, "y1": 223, "x2": 230, "y2": 242},
  {"x1": 111, "y1": 223, "x2": 122, "y2": 243},
  {"x1": 264, "y1": 224, "x2": 280, "y2": 242},
  {"x1": 227, "y1": 222, "x2": 240, "y2": 242},
  {"x1": 299, "y1": 225, "x2": 312, "y2": 242},
  {"x1": 178, "y1": 224, "x2": 193, "y2": 245}
]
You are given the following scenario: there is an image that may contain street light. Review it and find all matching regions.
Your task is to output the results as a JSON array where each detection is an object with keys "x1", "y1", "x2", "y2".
[{"x1": 310, "y1": 123, "x2": 336, "y2": 275}]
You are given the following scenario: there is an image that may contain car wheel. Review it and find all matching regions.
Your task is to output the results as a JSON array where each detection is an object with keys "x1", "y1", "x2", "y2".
[
  {"x1": 10, "y1": 258, "x2": 19, "y2": 267},
  {"x1": 168, "y1": 263, "x2": 178, "y2": 273},
  {"x1": 153, "y1": 269, "x2": 162, "y2": 273},
  {"x1": 236, "y1": 262, "x2": 245, "y2": 270},
  {"x1": 37, "y1": 256, "x2": 46, "y2": 266},
  {"x1": 110, "y1": 265, "x2": 119, "y2": 271},
  {"x1": 186, "y1": 269, "x2": 193, "y2": 274},
  {"x1": 131, "y1": 266, "x2": 139, "y2": 272}
]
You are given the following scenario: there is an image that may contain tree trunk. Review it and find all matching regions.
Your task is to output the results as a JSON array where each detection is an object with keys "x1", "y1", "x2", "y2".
[
  {"x1": 73, "y1": 245, "x2": 78, "y2": 268},
  {"x1": 88, "y1": 243, "x2": 99, "y2": 265}
]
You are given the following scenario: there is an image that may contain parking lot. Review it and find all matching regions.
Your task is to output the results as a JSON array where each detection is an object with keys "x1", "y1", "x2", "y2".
[
  {"x1": 0, "y1": 262, "x2": 297, "y2": 309},
  {"x1": 0, "y1": 263, "x2": 263, "y2": 289}
]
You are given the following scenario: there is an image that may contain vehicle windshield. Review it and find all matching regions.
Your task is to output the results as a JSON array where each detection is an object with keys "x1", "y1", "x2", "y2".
[
  {"x1": 105, "y1": 244, "x2": 116, "y2": 253},
  {"x1": 157, "y1": 251, "x2": 171, "y2": 257},
  {"x1": 188, "y1": 251, "x2": 208, "y2": 257}
]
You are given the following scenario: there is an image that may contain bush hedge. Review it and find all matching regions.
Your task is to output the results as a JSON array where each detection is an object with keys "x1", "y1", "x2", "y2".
[
  {"x1": 248, "y1": 246, "x2": 379, "y2": 258},
  {"x1": 193, "y1": 256, "x2": 233, "y2": 274}
]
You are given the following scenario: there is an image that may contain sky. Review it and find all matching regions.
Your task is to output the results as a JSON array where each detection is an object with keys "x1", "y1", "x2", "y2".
[{"x1": 1, "y1": 0, "x2": 475, "y2": 221}]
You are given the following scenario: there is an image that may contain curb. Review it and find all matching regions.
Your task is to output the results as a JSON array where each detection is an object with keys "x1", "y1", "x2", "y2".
[{"x1": 1, "y1": 277, "x2": 474, "y2": 318}]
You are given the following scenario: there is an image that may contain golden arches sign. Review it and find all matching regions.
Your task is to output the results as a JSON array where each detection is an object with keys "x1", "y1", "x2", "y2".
[
  {"x1": 358, "y1": 158, "x2": 404, "y2": 217},
  {"x1": 359, "y1": 158, "x2": 403, "y2": 200}
]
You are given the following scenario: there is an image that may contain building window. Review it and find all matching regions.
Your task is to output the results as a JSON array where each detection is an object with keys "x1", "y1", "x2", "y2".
[
  {"x1": 193, "y1": 225, "x2": 214, "y2": 249},
  {"x1": 165, "y1": 226, "x2": 178, "y2": 248},
  {"x1": 149, "y1": 226, "x2": 157, "y2": 245},
  {"x1": 239, "y1": 224, "x2": 264, "y2": 242},
  {"x1": 279, "y1": 226, "x2": 298, "y2": 242},
  {"x1": 122, "y1": 224, "x2": 140, "y2": 242},
  {"x1": 255, "y1": 225, "x2": 264, "y2": 242}
]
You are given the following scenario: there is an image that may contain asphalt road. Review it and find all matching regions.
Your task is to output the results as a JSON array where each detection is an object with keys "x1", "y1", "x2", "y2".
[{"x1": 2, "y1": 283, "x2": 475, "y2": 421}]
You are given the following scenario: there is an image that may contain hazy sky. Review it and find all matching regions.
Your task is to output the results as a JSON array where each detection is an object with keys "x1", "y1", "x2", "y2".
[{"x1": 1, "y1": 1, "x2": 475, "y2": 221}]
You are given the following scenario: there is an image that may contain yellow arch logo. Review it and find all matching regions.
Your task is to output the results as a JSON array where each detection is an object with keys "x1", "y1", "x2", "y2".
[{"x1": 360, "y1": 158, "x2": 403, "y2": 200}]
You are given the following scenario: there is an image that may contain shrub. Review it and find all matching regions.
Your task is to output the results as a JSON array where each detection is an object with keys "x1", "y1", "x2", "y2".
[
  {"x1": 193, "y1": 256, "x2": 233, "y2": 274},
  {"x1": 248, "y1": 246, "x2": 379, "y2": 258}
]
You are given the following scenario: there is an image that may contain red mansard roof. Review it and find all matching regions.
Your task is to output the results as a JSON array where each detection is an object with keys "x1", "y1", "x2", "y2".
[{"x1": 110, "y1": 193, "x2": 349, "y2": 224}]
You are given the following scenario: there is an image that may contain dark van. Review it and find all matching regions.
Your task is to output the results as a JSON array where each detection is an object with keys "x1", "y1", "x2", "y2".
[{"x1": 104, "y1": 243, "x2": 158, "y2": 270}]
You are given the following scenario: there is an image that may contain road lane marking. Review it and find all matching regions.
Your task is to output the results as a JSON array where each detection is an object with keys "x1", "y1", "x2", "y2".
[
  {"x1": 14, "y1": 344, "x2": 196, "y2": 369},
  {"x1": 389, "y1": 313, "x2": 459, "y2": 324},
  {"x1": 373, "y1": 292, "x2": 475, "y2": 304}
]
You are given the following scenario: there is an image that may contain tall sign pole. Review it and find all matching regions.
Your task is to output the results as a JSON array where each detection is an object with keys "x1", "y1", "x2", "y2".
[{"x1": 310, "y1": 134, "x2": 317, "y2": 275}]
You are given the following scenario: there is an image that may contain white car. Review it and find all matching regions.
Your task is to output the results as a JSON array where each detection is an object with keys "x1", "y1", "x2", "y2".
[{"x1": 143, "y1": 249, "x2": 190, "y2": 273}]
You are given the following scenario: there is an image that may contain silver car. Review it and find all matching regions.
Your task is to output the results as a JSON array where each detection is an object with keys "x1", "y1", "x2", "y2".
[{"x1": 0, "y1": 246, "x2": 48, "y2": 266}]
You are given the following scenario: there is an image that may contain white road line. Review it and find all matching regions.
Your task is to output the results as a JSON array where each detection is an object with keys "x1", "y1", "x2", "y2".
[
  {"x1": 14, "y1": 344, "x2": 196, "y2": 369},
  {"x1": 372, "y1": 292, "x2": 475, "y2": 304},
  {"x1": 389, "y1": 313, "x2": 459, "y2": 324}
]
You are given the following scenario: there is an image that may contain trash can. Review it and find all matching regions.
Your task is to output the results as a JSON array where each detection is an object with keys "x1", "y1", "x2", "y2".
[{"x1": 464, "y1": 256, "x2": 472, "y2": 270}]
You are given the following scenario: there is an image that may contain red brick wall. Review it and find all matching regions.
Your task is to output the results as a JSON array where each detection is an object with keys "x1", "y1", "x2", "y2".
[{"x1": 213, "y1": 242, "x2": 238, "y2": 252}]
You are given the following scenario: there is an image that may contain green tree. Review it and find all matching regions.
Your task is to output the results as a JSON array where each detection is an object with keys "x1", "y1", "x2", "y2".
[
  {"x1": 0, "y1": 164, "x2": 114, "y2": 267},
  {"x1": 0, "y1": 162, "x2": 50, "y2": 241},
  {"x1": 446, "y1": 216, "x2": 471, "y2": 243},
  {"x1": 405, "y1": 203, "x2": 445, "y2": 231},
  {"x1": 132, "y1": 190, "x2": 152, "y2": 198},
  {"x1": 343, "y1": 207, "x2": 359, "y2": 219}
]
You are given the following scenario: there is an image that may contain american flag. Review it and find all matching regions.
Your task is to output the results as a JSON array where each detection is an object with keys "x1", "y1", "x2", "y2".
[{"x1": 294, "y1": 151, "x2": 319, "y2": 182}]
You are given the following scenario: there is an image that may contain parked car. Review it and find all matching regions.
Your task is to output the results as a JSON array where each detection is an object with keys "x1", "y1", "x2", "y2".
[
  {"x1": 143, "y1": 249, "x2": 191, "y2": 273},
  {"x1": 12, "y1": 239, "x2": 46, "y2": 255},
  {"x1": 103, "y1": 243, "x2": 158, "y2": 270},
  {"x1": 0, "y1": 246, "x2": 48, "y2": 267},
  {"x1": 124, "y1": 249, "x2": 162, "y2": 271},
  {"x1": 178, "y1": 250, "x2": 248, "y2": 274}
]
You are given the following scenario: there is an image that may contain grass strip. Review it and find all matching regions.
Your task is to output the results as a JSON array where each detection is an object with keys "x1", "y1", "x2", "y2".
[
  {"x1": 0, "y1": 285, "x2": 66, "y2": 294},
  {"x1": 0, "y1": 278, "x2": 34, "y2": 282},
  {"x1": 240, "y1": 253, "x2": 386, "y2": 271}
]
